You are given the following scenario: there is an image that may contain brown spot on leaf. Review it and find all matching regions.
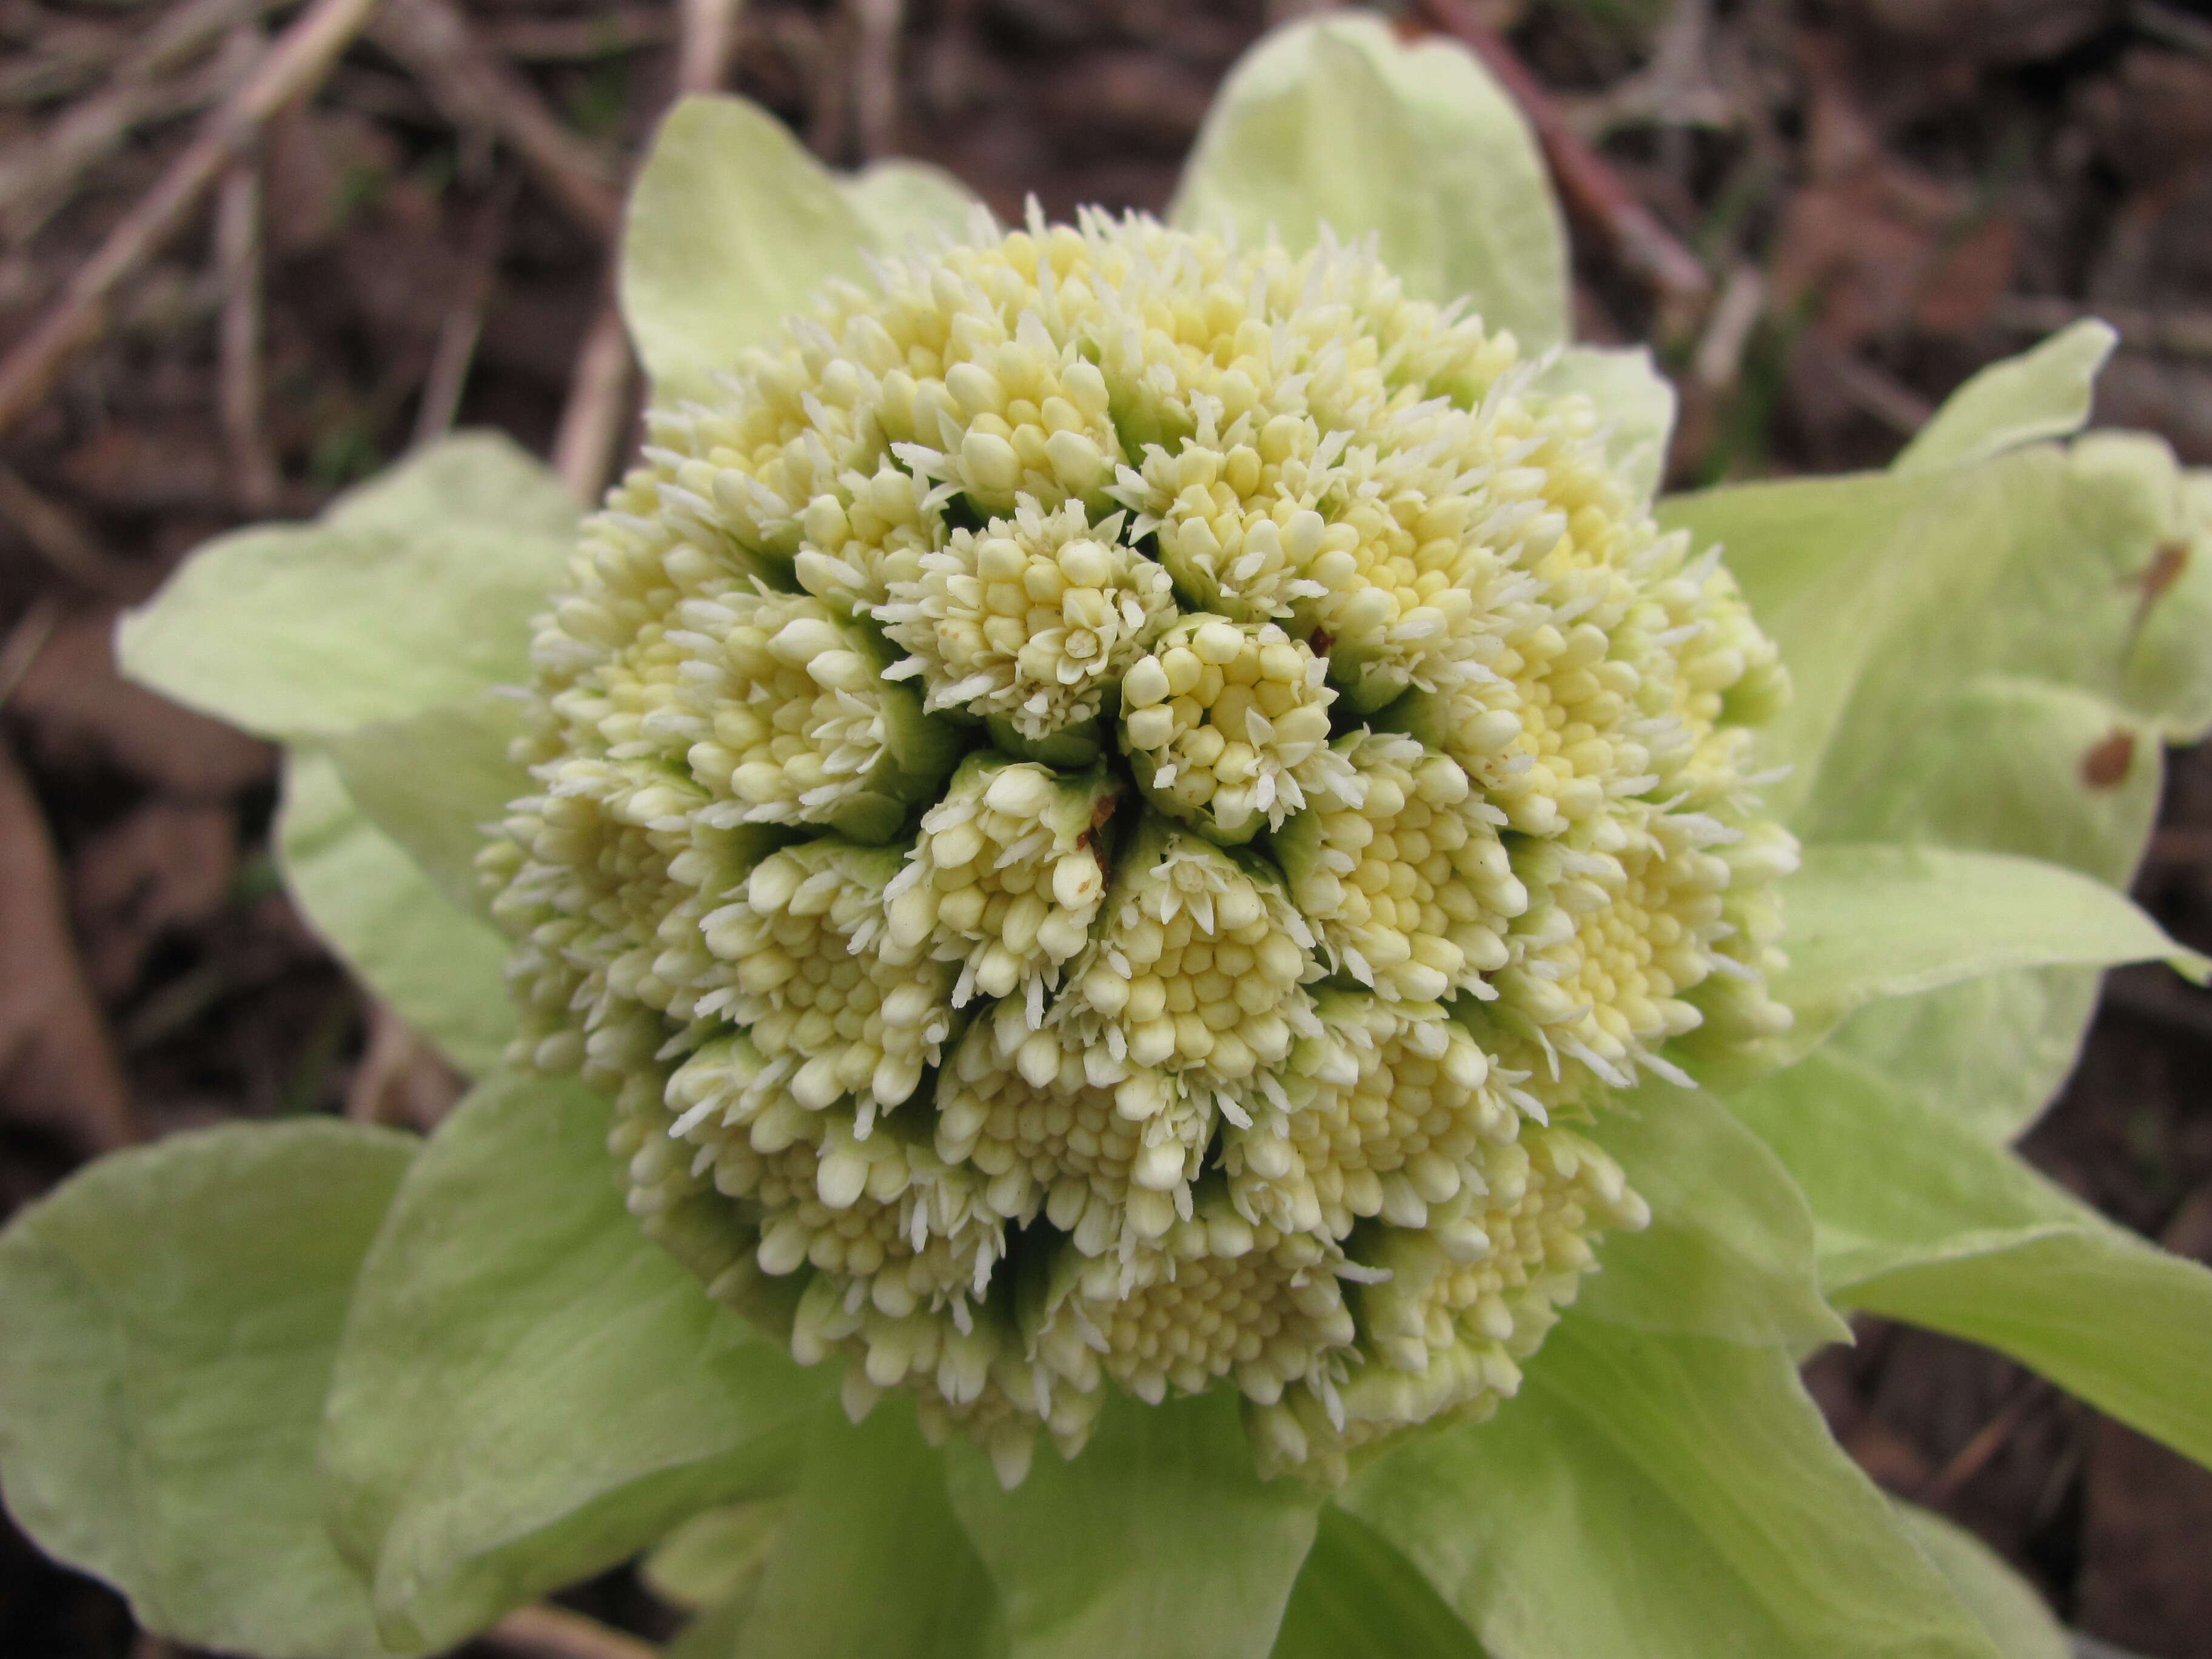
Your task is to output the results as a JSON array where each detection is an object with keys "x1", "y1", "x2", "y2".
[
  {"x1": 2082, "y1": 728, "x2": 2135, "y2": 789},
  {"x1": 2131, "y1": 540, "x2": 2190, "y2": 606}
]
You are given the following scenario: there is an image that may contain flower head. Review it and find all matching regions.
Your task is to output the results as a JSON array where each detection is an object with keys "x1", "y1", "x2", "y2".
[{"x1": 485, "y1": 209, "x2": 1797, "y2": 1484}]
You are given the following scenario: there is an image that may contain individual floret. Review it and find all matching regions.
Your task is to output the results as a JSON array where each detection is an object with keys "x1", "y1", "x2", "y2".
[
  {"x1": 883, "y1": 754, "x2": 1116, "y2": 1013},
  {"x1": 660, "y1": 586, "x2": 960, "y2": 841},
  {"x1": 880, "y1": 497, "x2": 1176, "y2": 740},
  {"x1": 1225, "y1": 992, "x2": 1520, "y2": 1239},
  {"x1": 1492, "y1": 808, "x2": 1742, "y2": 1093},
  {"x1": 1118, "y1": 614, "x2": 1352, "y2": 844},
  {"x1": 1032, "y1": 1202, "x2": 1360, "y2": 1412},
  {"x1": 664, "y1": 1032, "x2": 1004, "y2": 1316},
  {"x1": 1059, "y1": 817, "x2": 1321, "y2": 1083},
  {"x1": 697, "y1": 839, "x2": 957, "y2": 1118},
  {"x1": 1275, "y1": 731, "x2": 1529, "y2": 1001},
  {"x1": 1250, "y1": 1125, "x2": 1647, "y2": 1483},
  {"x1": 934, "y1": 1002, "x2": 1208, "y2": 1247},
  {"x1": 790, "y1": 460, "x2": 951, "y2": 616}
]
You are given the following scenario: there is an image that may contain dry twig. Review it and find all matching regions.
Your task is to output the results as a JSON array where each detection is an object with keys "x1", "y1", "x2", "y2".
[
  {"x1": 852, "y1": 0, "x2": 905, "y2": 159},
  {"x1": 0, "y1": 0, "x2": 381, "y2": 438},
  {"x1": 481, "y1": 1605, "x2": 660, "y2": 1659},
  {"x1": 551, "y1": 0, "x2": 743, "y2": 505},
  {"x1": 677, "y1": 0, "x2": 745, "y2": 105},
  {"x1": 0, "y1": 463, "x2": 143, "y2": 598},
  {"x1": 1418, "y1": 0, "x2": 1712, "y2": 317},
  {"x1": 216, "y1": 146, "x2": 281, "y2": 513},
  {"x1": 551, "y1": 302, "x2": 633, "y2": 506},
  {"x1": 486, "y1": 7, "x2": 677, "y2": 64},
  {"x1": 413, "y1": 179, "x2": 514, "y2": 447},
  {"x1": 0, "y1": 0, "x2": 268, "y2": 246},
  {"x1": 344, "y1": 1000, "x2": 463, "y2": 1129},
  {"x1": 368, "y1": 0, "x2": 622, "y2": 243}
]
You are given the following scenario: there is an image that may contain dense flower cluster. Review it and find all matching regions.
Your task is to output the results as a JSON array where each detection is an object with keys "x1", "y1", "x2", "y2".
[{"x1": 482, "y1": 210, "x2": 1796, "y2": 1487}]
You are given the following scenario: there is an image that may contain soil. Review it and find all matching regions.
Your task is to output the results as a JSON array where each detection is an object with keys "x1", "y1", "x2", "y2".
[{"x1": 2, "y1": 2, "x2": 2208, "y2": 1655}]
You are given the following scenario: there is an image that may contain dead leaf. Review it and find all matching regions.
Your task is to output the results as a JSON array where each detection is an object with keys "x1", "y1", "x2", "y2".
[
  {"x1": 70, "y1": 800, "x2": 237, "y2": 997},
  {"x1": 8, "y1": 608, "x2": 272, "y2": 797},
  {"x1": 0, "y1": 736, "x2": 134, "y2": 1156}
]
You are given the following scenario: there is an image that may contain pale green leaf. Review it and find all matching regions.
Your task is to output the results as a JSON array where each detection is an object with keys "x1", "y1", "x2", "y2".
[
  {"x1": 276, "y1": 749, "x2": 514, "y2": 1077},
  {"x1": 735, "y1": 1400, "x2": 1002, "y2": 1659},
  {"x1": 320, "y1": 1069, "x2": 826, "y2": 1651},
  {"x1": 1893, "y1": 320, "x2": 2114, "y2": 477},
  {"x1": 1532, "y1": 344, "x2": 1676, "y2": 503},
  {"x1": 1706, "y1": 433, "x2": 2204, "y2": 1138},
  {"x1": 117, "y1": 434, "x2": 574, "y2": 741},
  {"x1": 320, "y1": 429, "x2": 580, "y2": 543},
  {"x1": 1658, "y1": 465, "x2": 1942, "y2": 823},
  {"x1": 1820, "y1": 968, "x2": 2105, "y2": 1147},
  {"x1": 840, "y1": 158, "x2": 987, "y2": 252},
  {"x1": 1749, "y1": 844, "x2": 2200, "y2": 1074},
  {"x1": 1171, "y1": 13, "x2": 1569, "y2": 348},
  {"x1": 326, "y1": 692, "x2": 532, "y2": 923},
  {"x1": 1576, "y1": 1084, "x2": 1846, "y2": 1348},
  {"x1": 1730, "y1": 1049, "x2": 2212, "y2": 1473},
  {"x1": 1894, "y1": 1504, "x2": 2071, "y2": 1659},
  {"x1": 0, "y1": 1121, "x2": 417, "y2": 1659},
  {"x1": 671, "y1": 1592, "x2": 760, "y2": 1659},
  {"x1": 1270, "y1": 1506, "x2": 1484, "y2": 1659},
  {"x1": 1342, "y1": 1323, "x2": 2002, "y2": 1659},
  {"x1": 643, "y1": 1498, "x2": 786, "y2": 1613},
  {"x1": 947, "y1": 1391, "x2": 1321, "y2": 1659},
  {"x1": 622, "y1": 96, "x2": 873, "y2": 402}
]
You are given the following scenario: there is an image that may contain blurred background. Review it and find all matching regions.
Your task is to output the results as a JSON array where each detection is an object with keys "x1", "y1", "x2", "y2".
[{"x1": 0, "y1": 1, "x2": 2208, "y2": 1655}]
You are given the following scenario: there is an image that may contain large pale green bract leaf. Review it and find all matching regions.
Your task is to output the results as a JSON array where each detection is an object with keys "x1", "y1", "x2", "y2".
[
  {"x1": 1342, "y1": 1322, "x2": 2002, "y2": 1659},
  {"x1": 117, "y1": 432, "x2": 575, "y2": 742},
  {"x1": 643, "y1": 1498, "x2": 786, "y2": 1613},
  {"x1": 1894, "y1": 1504, "x2": 2071, "y2": 1659},
  {"x1": 320, "y1": 1070, "x2": 826, "y2": 1651},
  {"x1": 277, "y1": 749, "x2": 514, "y2": 1077},
  {"x1": 947, "y1": 1392, "x2": 1322, "y2": 1659},
  {"x1": 1576, "y1": 1085, "x2": 1845, "y2": 1348},
  {"x1": 1270, "y1": 1506, "x2": 1485, "y2": 1659},
  {"x1": 1171, "y1": 13, "x2": 1569, "y2": 349},
  {"x1": 1731, "y1": 1050, "x2": 2212, "y2": 1472},
  {"x1": 0, "y1": 1121, "x2": 417, "y2": 1659},
  {"x1": 734, "y1": 1401, "x2": 1003, "y2": 1659},
  {"x1": 1669, "y1": 409, "x2": 2212, "y2": 1141},
  {"x1": 840, "y1": 158, "x2": 988, "y2": 252},
  {"x1": 622, "y1": 97, "x2": 874, "y2": 401},
  {"x1": 326, "y1": 691, "x2": 534, "y2": 924},
  {"x1": 1892, "y1": 320, "x2": 2115, "y2": 477},
  {"x1": 1692, "y1": 842, "x2": 2200, "y2": 1088},
  {"x1": 1532, "y1": 344, "x2": 1676, "y2": 504},
  {"x1": 1765, "y1": 843, "x2": 2200, "y2": 1054}
]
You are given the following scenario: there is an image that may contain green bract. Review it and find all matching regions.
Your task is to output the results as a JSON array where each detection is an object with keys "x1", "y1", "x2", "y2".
[{"x1": 5, "y1": 14, "x2": 2210, "y2": 1659}]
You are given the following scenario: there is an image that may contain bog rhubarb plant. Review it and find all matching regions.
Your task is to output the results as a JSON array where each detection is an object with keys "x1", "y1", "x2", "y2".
[{"x1": 4, "y1": 16, "x2": 2211, "y2": 1659}]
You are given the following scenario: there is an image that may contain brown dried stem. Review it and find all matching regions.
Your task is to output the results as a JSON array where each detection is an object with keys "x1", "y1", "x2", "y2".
[
  {"x1": 852, "y1": 0, "x2": 905, "y2": 159},
  {"x1": 481, "y1": 1605, "x2": 660, "y2": 1659},
  {"x1": 0, "y1": 0, "x2": 270, "y2": 246},
  {"x1": 412, "y1": 178, "x2": 514, "y2": 448},
  {"x1": 216, "y1": 145, "x2": 281, "y2": 513},
  {"x1": 0, "y1": 0, "x2": 381, "y2": 438},
  {"x1": 367, "y1": 0, "x2": 621, "y2": 243},
  {"x1": 550, "y1": 0, "x2": 744, "y2": 506},
  {"x1": 1418, "y1": 0, "x2": 1712, "y2": 315},
  {"x1": 0, "y1": 463, "x2": 143, "y2": 598}
]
